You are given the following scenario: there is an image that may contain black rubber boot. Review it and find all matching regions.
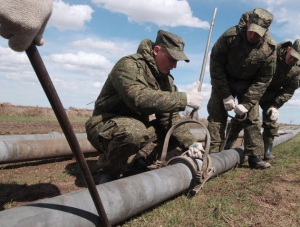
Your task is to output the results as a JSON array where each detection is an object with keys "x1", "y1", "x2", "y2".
[
  {"x1": 122, "y1": 155, "x2": 149, "y2": 177},
  {"x1": 264, "y1": 143, "x2": 275, "y2": 160},
  {"x1": 224, "y1": 139, "x2": 236, "y2": 150},
  {"x1": 98, "y1": 169, "x2": 120, "y2": 184},
  {"x1": 248, "y1": 156, "x2": 271, "y2": 169}
]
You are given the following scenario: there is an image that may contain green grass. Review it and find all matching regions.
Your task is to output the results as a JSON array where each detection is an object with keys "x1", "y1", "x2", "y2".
[{"x1": 121, "y1": 133, "x2": 300, "y2": 227}]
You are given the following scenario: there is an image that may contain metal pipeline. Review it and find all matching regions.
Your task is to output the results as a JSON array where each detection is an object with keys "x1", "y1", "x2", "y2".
[
  {"x1": 0, "y1": 132, "x2": 87, "y2": 141},
  {"x1": 0, "y1": 128, "x2": 292, "y2": 164},
  {"x1": 0, "y1": 137, "x2": 96, "y2": 164},
  {"x1": 1, "y1": 128, "x2": 299, "y2": 226},
  {"x1": 0, "y1": 130, "x2": 235, "y2": 164}
]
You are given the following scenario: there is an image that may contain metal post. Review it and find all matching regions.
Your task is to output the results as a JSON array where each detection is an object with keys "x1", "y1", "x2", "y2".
[
  {"x1": 190, "y1": 7, "x2": 217, "y2": 120},
  {"x1": 25, "y1": 43, "x2": 111, "y2": 227}
]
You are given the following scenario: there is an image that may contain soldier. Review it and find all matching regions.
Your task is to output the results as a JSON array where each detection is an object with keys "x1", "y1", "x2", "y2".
[
  {"x1": 226, "y1": 39, "x2": 300, "y2": 160},
  {"x1": 86, "y1": 30, "x2": 204, "y2": 184},
  {"x1": 207, "y1": 8, "x2": 276, "y2": 169}
]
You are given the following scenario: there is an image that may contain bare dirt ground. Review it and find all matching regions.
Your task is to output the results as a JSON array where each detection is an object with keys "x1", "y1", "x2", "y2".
[{"x1": 0, "y1": 104, "x2": 99, "y2": 210}]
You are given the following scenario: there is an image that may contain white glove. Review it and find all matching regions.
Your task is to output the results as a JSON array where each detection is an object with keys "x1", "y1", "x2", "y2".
[
  {"x1": 0, "y1": 0, "x2": 53, "y2": 52},
  {"x1": 223, "y1": 95, "x2": 235, "y2": 111},
  {"x1": 266, "y1": 107, "x2": 279, "y2": 121},
  {"x1": 187, "y1": 142, "x2": 204, "y2": 159},
  {"x1": 234, "y1": 104, "x2": 248, "y2": 116},
  {"x1": 186, "y1": 81, "x2": 203, "y2": 109}
]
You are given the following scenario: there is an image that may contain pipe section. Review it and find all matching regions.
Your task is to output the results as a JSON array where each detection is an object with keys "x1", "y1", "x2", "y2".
[
  {"x1": 0, "y1": 163, "x2": 193, "y2": 227},
  {"x1": 0, "y1": 127, "x2": 293, "y2": 164},
  {"x1": 0, "y1": 137, "x2": 96, "y2": 164},
  {"x1": 0, "y1": 130, "x2": 232, "y2": 164},
  {"x1": 0, "y1": 132, "x2": 87, "y2": 141}
]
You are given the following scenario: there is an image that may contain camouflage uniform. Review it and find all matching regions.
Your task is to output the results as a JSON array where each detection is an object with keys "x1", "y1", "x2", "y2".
[
  {"x1": 86, "y1": 36, "x2": 195, "y2": 174},
  {"x1": 207, "y1": 11, "x2": 276, "y2": 156},
  {"x1": 230, "y1": 41, "x2": 300, "y2": 144}
]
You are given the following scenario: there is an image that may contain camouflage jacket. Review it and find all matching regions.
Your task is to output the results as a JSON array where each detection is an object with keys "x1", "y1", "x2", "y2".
[
  {"x1": 90, "y1": 39, "x2": 195, "y2": 150},
  {"x1": 210, "y1": 22, "x2": 276, "y2": 110},
  {"x1": 260, "y1": 41, "x2": 300, "y2": 109}
]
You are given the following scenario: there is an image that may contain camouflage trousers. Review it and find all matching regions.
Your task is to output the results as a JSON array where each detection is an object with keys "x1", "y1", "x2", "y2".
[
  {"x1": 207, "y1": 87, "x2": 264, "y2": 156},
  {"x1": 260, "y1": 102, "x2": 279, "y2": 143},
  {"x1": 230, "y1": 103, "x2": 280, "y2": 144},
  {"x1": 85, "y1": 115, "x2": 180, "y2": 173}
]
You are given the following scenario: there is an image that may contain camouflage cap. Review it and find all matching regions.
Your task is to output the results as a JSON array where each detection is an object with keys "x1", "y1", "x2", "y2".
[
  {"x1": 248, "y1": 8, "x2": 273, "y2": 37},
  {"x1": 290, "y1": 39, "x2": 300, "y2": 60},
  {"x1": 154, "y1": 30, "x2": 189, "y2": 62}
]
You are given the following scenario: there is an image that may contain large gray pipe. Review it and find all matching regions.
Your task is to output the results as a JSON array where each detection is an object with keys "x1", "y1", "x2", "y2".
[
  {"x1": 1, "y1": 128, "x2": 299, "y2": 227},
  {"x1": 0, "y1": 129, "x2": 244, "y2": 164},
  {"x1": 0, "y1": 132, "x2": 96, "y2": 164},
  {"x1": 1, "y1": 127, "x2": 292, "y2": 164},
  {"x1": 0, "y1": 130, "x2": 207, "y2": 164},
  {"x1": 0, "y1": 136, "x2": 97, "y2": 164}
]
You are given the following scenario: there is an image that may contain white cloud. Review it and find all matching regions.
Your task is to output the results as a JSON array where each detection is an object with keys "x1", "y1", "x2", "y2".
[
  {"x1": 47, "y1": 0, "x2": 94, "y2": 31},
  {"x1": 4, "y1": 72, "x2": 39, "y2": 85},
  {"x1": 47, "y1": 51, "x2": 113, "y2": 71},
  {"x1": 0, "y1": 46, "x2": 28, "y2": 64},
  {"x1": 92, "y1": 82, "x2": 103, "y2": 88},
  {"x1": 270, "y1": 5, "x2": 300, "y2": 40},
  {"x1": 0, "y1": 46, "x2": 34, "y2": 81},
  {"x1": 92, "y1": 0, "x2": 210, "y2": 28},
  {"x1": 38, "y1": 50, "x2": 114, "y2": 81},
  {"x1": 72, "y1": 38, "x2": 124, "y2": 54}
]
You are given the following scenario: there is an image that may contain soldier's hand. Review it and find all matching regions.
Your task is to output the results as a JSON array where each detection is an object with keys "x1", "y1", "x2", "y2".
[
  {"x1": 186, "y1": 81, "x2": 203, "y2": 109},
  {"x1": 267, "y1": 107, "x2": 279, "y2": 121},
  {"x1": 234, "y1": 104, "x2": 248, "y2": 116},
  {"x1": 0, "y1": 0, "x2": 53, "y2": 52},
  {"x1": 223, "y1": 95, "x2": 235, "y2": 111},
  {"x1": 187, "y1": 142, "x2": 204, "y2": 159}
]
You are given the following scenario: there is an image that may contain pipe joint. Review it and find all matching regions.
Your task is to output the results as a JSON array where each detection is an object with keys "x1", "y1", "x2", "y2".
[{"x1": 167, "y1": 155, "x2": 203, "y2": 196}]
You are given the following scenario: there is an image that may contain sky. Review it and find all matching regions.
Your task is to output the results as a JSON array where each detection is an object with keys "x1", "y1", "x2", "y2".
[{"x1": 0, "y1": 0, "x2": 300, "y2": 124}]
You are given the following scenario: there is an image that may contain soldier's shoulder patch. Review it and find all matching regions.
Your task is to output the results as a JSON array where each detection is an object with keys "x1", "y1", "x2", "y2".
[{"x1": 224, "y1": 26, "x2": 239, "y2": 37}]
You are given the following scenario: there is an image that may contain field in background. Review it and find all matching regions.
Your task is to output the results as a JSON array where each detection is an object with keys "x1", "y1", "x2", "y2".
[{"x1": 0, "y1": 103, "x2": 92, "y2": 135}]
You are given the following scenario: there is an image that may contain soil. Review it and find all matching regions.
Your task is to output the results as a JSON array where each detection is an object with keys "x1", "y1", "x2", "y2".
[{"x1": 0, "y1": 104, "x2": 98, "y2": 211}]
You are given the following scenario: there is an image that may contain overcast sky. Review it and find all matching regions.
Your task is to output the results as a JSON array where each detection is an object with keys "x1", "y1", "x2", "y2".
[{"x1": 0, "y1": 0, "x2": 300, "y2": 124}]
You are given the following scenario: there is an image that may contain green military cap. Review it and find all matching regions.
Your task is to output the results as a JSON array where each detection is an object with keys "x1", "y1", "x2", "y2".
[
  {"x1": 290, "y1": 39, "x2": 300, "y2": 60},
  {"x1": 248, "y1": 8, "x2": 273, "y2": 37},
  {"x1": 154, "y1": 30, "x2": 189, "y2": 62}
]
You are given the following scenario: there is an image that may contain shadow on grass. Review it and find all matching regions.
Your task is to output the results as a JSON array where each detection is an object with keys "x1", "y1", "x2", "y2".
[
  {"x1": 0, "y1": 183, "x2": 61, "y2": 211},
  {"x1": 65, "y1": 159, "x2": 99, "y2": 187},
  {"x1": 0, "y1": 153, "x2": 98, "y2": 170}
]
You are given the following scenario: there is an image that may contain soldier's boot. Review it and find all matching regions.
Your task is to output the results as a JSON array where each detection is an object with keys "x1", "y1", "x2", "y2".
[
  {"x1": 98, "y1": 169, "x2": 120, "y2": 185},
  {"x1": 264, "y1": 143, "x2": 275, "y2": 160},
  {"x1": 122, "y1": 153, "x2": 149, "y2": 177},
  {"x1": 248, "y1": 156, "x2": 271, "y2": 169},
  {"x1": 223, "y1": 139, "x2": 236, "y2": 150}
]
